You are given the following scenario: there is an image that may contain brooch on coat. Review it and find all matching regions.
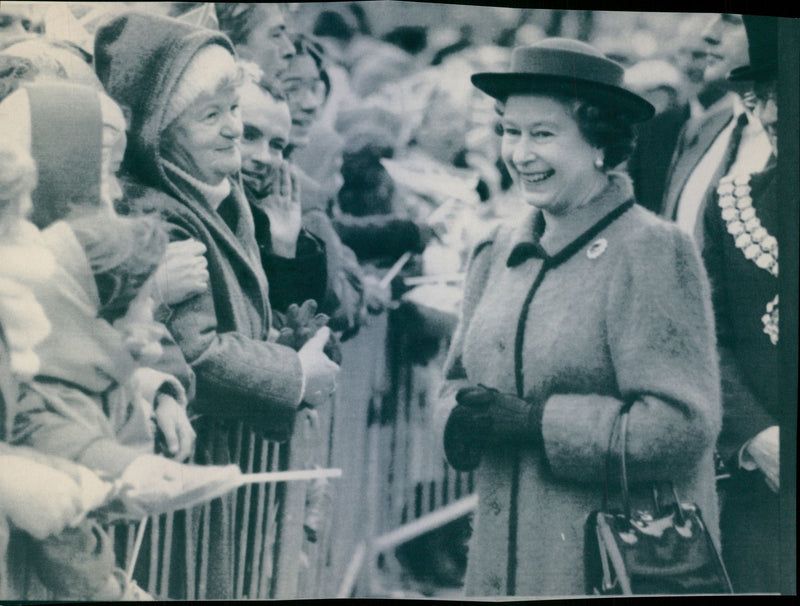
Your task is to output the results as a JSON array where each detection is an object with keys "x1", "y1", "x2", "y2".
[
  {"x1": 586, "y1": 238, "x2": 608, "y2": 259},
  {"x1": 716, "y1": 174, "x2": 778, "y2": 277}
]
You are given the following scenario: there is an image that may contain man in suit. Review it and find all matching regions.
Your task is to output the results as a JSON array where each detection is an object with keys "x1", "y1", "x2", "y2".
[
  {"x1": 626, "y1": 15, "x2": 707, "y2": 213},
  {"x1": 661, "y1": 13, "x2": 772, "y2": 248},
  {"x1": 701, "y1": 15, "x2": 780, "y2": 593}
]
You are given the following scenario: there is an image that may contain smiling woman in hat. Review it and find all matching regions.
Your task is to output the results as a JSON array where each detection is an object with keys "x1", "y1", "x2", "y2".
[{"x1": 434, "y1": 38, "x2": 723, "y2": 596}]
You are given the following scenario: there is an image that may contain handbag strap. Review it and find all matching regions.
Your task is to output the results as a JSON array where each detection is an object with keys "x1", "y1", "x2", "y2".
[
  {"x1": 614, "y1": 401, "x2": 686, "y2": 523},
  {"x1": 618, "y1": 408, "x2": 631, "y2": 518}
]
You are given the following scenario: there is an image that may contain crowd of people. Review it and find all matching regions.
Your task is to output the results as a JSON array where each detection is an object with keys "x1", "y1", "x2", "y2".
[{"x1": 0, "y1": 2, "x2": 790, "y2": 599}]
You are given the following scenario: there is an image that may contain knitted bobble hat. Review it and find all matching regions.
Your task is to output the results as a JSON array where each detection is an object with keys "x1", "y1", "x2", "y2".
[
  {"x1": 162, "y1": 43, "x2": 240, "y2": 128},
  {"x1": 93, "y1": 11, "x2": 235, "y2": 182}
]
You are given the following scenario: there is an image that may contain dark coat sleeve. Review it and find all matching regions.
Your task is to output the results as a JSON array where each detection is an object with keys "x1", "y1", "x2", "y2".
[
  {"x1": 302, "y1": 209, "x2": 366, "y2": 336},
  {"x1": 333, "y1": 214, "x2": 427, "y2": 262},
  {"x1": 701, "y1": 199, "x2": 777, "y2": 463},
  {"x1": 252, "y1": 206, "x2": 328, "y2": 315}
]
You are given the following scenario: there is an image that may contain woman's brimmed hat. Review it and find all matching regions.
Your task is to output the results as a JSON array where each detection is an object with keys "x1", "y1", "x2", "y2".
[{"x1": 471, "y1": 38, "x2": 654, "y2": 123}]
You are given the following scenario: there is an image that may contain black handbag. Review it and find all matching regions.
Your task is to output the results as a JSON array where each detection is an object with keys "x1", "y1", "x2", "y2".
[{"x1": 584, "y1": 406, "x2": 734, "y2": 595}]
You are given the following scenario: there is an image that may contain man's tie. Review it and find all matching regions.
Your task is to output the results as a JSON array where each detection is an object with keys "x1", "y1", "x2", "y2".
[{"x1": 718, "y1": 112, "x2": 750, "y2": 180}]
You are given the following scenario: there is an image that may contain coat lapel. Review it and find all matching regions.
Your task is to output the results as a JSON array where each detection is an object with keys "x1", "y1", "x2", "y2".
[
  {"x1": 662, "y1": 104, "x2": 734, "y2": 220},
  {"x1": 164, "y1": 171, "x2": 270, "y2": 321}
]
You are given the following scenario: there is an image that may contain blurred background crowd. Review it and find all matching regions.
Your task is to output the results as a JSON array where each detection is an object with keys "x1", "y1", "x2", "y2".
[{"x1": 0, "y1": 1, "x2": 793, "y2": 600}]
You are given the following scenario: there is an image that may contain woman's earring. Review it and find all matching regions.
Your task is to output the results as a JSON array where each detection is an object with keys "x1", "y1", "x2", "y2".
[{"x1": 594, "y1": 157, "x2": 604, "y2": 170}]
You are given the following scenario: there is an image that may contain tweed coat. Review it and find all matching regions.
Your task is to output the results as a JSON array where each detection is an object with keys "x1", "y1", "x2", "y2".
[
  {"x1": 95, "y1": 12, "x2": 305, "y2": 441},
  {"x1": 434, "y1": 174, "x2": 722, "y2": 597},
  {"x1": 95, "y1": 15, "x2": 306, "y2": 597}
]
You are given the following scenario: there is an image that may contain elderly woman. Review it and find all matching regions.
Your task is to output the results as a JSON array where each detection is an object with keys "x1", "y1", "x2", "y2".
[
  {"x1": 93, "y1": 11, "x2": 338, "y2": 440},
  {"x1": 434, "y1": 38, "x2": 722, "y2": 597},
  {"x1": 92, "y1": 12, "x2": 338, "y2": 598}
]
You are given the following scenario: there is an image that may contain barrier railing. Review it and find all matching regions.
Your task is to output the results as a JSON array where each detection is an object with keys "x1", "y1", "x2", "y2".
[{"x1": 105, "y1": 302, "x2": 472, "y2": 599}]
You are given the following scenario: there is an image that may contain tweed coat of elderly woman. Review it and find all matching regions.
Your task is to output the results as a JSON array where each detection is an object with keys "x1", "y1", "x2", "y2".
[
  {"x1": 92, "y1": 12, "x2": 340, "y2": 598},
  {"x1": 433, "y1": 39, "x2": 722, "y2": 597}
]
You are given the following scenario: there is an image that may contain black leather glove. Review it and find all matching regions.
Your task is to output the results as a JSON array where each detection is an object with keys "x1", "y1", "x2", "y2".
[
  {"x1": 443, "y1": 398, "x2": 493, "y2": 472},
  {"x1": 455, "y1": 385, "x2": 544, "y2": 445}
]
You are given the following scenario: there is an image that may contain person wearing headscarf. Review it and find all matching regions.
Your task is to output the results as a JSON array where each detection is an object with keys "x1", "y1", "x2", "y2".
[
  {"x1": 434, "y1": 39, "x2": 721, "y2": 596},
  {"x1": 0, "y1": 140, "x2": 119, "y2": 601},
  {"x1": 93, "y1": 9, "x2": 339, "y2": 434},
  {"x1": 0, "y1": 134, "x2": 182, "y2": 603}
]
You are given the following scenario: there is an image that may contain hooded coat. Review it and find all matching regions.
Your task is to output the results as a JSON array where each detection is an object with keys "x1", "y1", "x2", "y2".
[
  {"x1": 93, "y1": 13, "x2": 306, "y2": 598},
  {"x1": 95, "y1": 11, "x2": 303, "y2": 442},
  {"x1": 12, "y1": 221, "x2": 152, "y2": 476},
  {"x1": 434, "y1": 174, "x2": 722, "y2": 597}
]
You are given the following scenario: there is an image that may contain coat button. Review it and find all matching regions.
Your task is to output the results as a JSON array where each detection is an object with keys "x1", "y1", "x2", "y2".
[
  {"x1": 497, "y1": 341, "x2": 506, "y2": 352},
  {"x1": 489, "y1": 500, "x2": 501, "y2": 515}
]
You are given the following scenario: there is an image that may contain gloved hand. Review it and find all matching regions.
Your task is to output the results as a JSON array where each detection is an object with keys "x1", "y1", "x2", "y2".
[
  {"x1": 443, "y1": 399, "x2": 493, "y2": 472},
  {"x1": 455, "y1": 385, "x2": 544, "y2": 445},
  {"x1": 275, "y1": 300, "x2": 342, "y2": 364}
]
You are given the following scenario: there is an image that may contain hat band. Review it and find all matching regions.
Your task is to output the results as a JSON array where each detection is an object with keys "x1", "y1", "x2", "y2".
[{"x1": 510, "y1": 47, "x2": 622, "y2": 88}]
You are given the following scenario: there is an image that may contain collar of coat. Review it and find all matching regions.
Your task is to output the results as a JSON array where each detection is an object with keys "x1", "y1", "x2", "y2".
[
  {"x1": 161, "y1": 158, "x2": 232, "y2": 210},
  {"x1": 506, "y1": 171, "x2": 635, "y2": 267}
]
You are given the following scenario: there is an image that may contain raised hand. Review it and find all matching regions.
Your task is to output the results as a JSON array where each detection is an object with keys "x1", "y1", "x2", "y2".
[{"x1": 256, "y1": 161, "x2": 302, "y2": 258}]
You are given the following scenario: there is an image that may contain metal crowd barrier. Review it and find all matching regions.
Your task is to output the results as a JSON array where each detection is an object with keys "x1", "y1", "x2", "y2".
[{"x1": 107, "y1": 306, "x2": 474, "y2": 599}]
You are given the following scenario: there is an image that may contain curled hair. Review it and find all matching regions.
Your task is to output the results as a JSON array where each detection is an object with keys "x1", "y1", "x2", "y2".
[
  {"x1": 493, "y1": 94, "x2": 637, "y2": 170},
  {"x1": 69, "y1": 212, "x2": 169, "y2": 322},
  {"x1": 290, "y1": 33, "x2": 331, "y2": 98},
  {"x1": 0, "y1": 54, "x2": 39, "y2": 103},
  {"x1": 238, "y1": 59, "x2": 286, "y2": 101}
]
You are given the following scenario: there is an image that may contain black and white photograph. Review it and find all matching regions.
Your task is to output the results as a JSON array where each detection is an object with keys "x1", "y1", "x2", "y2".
[{"x1": 0, "y1": 1, "x2": 796, "y2": 600}]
